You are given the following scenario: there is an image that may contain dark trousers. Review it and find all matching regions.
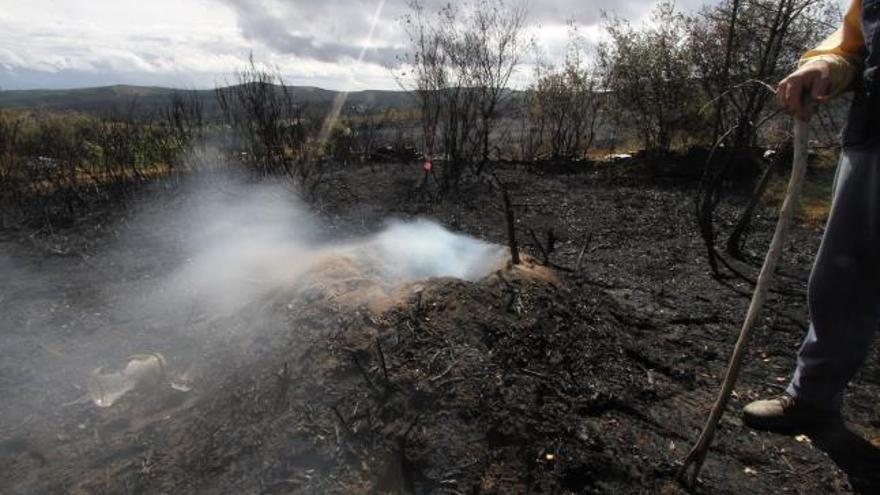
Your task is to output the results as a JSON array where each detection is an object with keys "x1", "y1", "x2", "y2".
[{"x1": 787, "y1": 144, "x2": 880, "y2": 410}]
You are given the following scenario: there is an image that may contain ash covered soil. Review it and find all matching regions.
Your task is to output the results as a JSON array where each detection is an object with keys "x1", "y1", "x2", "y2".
[{"x1": 1, "y1": 160, "x2": 879, "y2": 494}]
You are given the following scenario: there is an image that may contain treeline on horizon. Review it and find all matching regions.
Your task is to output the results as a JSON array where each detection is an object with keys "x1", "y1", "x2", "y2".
[{"x1": 0, "y1": 0, "x2": 849, "y2": 262}]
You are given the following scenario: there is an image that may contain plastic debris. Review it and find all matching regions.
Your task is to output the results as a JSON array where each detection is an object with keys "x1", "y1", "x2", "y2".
[
  {"x1": 87, "y1": 353, "x2": 166, "y2": 407},
  {"x1": 171, "y1": 371, "x2": 194, "y2": 392}
]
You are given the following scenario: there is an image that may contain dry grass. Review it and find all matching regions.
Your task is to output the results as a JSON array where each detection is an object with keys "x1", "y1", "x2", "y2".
[
  {"x1": 21, "y1": 162, "x2": 175, "y2": 195},
  {"x1": 763, "y1": 164, "x2": 835, "y2": 229}
]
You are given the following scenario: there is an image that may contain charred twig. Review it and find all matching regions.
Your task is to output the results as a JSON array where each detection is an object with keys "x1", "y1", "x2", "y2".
[
  {"x1": 428, "y1": 361, "x2": 457, "y2": 382},
  {"x1": 331, "y1": 405, "x2": 354, "y2": 435},
  {"x1": 529, "y1": 228, "x2": 549, "y2": 263},
  {"x1": 413, "y1": 290, "x2": 424, "y2": 316},
  {"x1": 274, "y1": 362, "x2": 291, "y2": 412},
  {"x1": 528, "y1": 228, "x2": 557, "y2": 264},
  {"x1": 402, "y1": 412, "x2": 423, "y2": 442},
  {"x1": 349, "y1": 352, "x2": 380, "y2": 395},
  {"x1": 501, "y1": 185, "x2": 520, "y2": 265},
  {"x1": 546, "y1": 229, "x2": 556, "y2": 257},
  {"x1": 521, "y1": 368, "x2": 550, "y2": 380},
  {"x1": 575, "y1": 233, "x2": 592, "y2": 272},
  {"x1": 426, "y1": 349, "x2": 445, "y2": 371},
  {"x1": 490, "y1": 173, "x2": 520, "y2": 265},
  {"x1": 506, "y1": 291, "x2": 519, "y2": 313},
  {"x1": 375, "y1": 337, "x2": 390, "y2": 387}
]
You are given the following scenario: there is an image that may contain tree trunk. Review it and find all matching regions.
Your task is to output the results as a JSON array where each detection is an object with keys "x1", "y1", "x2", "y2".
[{"x1": 726, "y1": 152, "x2": 779, "y2": 259}]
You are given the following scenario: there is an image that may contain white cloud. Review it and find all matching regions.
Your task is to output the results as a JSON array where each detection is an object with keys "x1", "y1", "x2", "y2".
[
  {"x1": 0, "y1": 0, "x2": 795, "y2": 91},
  {"x1": 0, "y1": 0, "x2": 251, "y2": 88}
]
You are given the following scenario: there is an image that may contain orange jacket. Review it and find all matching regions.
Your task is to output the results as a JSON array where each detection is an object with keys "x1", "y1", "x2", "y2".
[{"x1": 800, "y1": 0, "x2": 866, "y2": 95}]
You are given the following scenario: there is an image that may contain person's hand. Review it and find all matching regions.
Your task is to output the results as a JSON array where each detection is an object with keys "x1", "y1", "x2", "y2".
[{"x1": 776, "y1": 60, "x2": 832, "y2": 121}]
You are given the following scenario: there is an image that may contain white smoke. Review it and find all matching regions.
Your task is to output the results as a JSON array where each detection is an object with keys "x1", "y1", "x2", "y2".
[
  {"x1": 141, "y1": 179, "x2": 507, "y2": 319},
  {"x1": 368, "y1": 221, "x2": 505, "y2": 282}
]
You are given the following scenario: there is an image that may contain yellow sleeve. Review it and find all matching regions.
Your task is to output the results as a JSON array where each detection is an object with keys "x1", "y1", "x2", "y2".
[{"x1": 799, "y1": 0, "x2": 866, "y2": 95}]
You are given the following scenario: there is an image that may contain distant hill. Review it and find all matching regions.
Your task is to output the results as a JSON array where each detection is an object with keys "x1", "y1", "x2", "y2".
[{"x1": 0, "y1": 84, "x2": 416, "y2": 116}]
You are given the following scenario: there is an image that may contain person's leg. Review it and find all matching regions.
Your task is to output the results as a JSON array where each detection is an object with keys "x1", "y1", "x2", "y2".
[{"x1": 786, "y1": 145, "x2": 880, "y2": 411}]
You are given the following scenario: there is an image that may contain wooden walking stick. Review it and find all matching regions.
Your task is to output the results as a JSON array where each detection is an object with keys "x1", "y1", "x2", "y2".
[{"x1": 679, "y1": 118, "x2": 810, "y2": 486}]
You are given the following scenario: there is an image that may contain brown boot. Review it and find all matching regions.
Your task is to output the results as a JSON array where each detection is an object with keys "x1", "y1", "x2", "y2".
[{"x1": 742, "y1": 394, "x2": 841, "y2": 433}]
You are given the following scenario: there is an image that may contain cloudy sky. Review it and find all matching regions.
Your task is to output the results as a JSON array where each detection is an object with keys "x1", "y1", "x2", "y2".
[{"x1": 0, "y1": 0, "x2": 834, "y2": 91}]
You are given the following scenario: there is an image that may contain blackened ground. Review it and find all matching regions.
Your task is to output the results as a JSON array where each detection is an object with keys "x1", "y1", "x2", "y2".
[{"x1": 0, "y1": 159, "x2": 878, "y2": 494}]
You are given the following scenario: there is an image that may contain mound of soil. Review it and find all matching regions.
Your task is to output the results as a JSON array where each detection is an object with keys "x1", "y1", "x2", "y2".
[{"x1": 12, "y1": 257, "x2": 683, "y2": 494}]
